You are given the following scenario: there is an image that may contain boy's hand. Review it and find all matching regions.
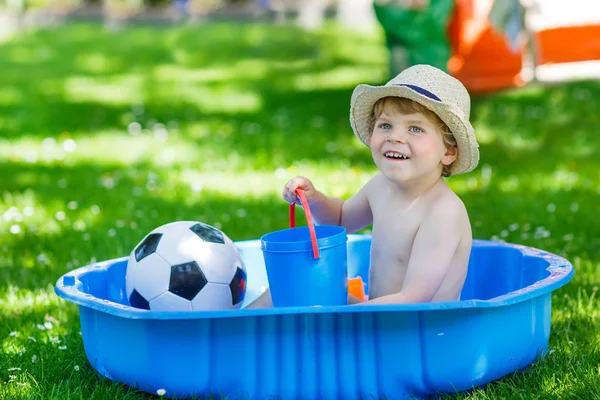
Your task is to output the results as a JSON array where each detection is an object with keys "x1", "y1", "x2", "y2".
[{"x1": 282, "y1": 176, "x2": 319, "y2": 205}]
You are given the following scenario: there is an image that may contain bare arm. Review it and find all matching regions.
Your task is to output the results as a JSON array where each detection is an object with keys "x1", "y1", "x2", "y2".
[
  {"x1": 360, "y1": 199, "x2": 466, "y2": 305},
  {"x1": 283, "y1": 175, "x2": 375, "y2": 234},
  {"x1": 310, "y1": 185, "x2": 373, "y2": 233},
  {"x1": 338, "y1": 179, "x2": 374, "y2": 234},
  {"x1": 304, "y1": 191, "x2": 344, "y2": 226}
]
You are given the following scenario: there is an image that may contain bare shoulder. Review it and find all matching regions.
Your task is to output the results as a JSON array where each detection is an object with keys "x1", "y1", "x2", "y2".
[
  {"x1": 366, "y1": 172, "x2": 388, "y2": 188},
  {"x1": 359, "y1": 173, "x2": 388, "y2": 198},
  {"x1": 426, "y1": 186, "x2": 470, "y2": 226}
]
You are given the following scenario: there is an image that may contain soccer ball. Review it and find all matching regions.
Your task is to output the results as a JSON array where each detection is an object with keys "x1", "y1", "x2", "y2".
[{"x1": 125, "y1": 221, "x2": 247, "y2": 311}]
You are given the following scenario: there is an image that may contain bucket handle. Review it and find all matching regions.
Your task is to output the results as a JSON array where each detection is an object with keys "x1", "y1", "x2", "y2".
[{"x1": 289, "y1": 188, "x2": 320, "y2": 259}]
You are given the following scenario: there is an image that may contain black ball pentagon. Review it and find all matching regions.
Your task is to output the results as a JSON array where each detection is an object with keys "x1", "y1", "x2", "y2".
[
  {"x1": 129, "y1": 289, "x2": 150, "y2": 310},
  {"x1": 229, "y1": 266, "x2": 247, "y2": 305},
  {"x1": 169, "y1": 261, "x2": 208, "y2": 301},
  {"x1": 134, "y1": 233, "x2": 162, "y2": 262},
  {"x1": 189, "y1": 222, "x2": 224, "y2": 244}
]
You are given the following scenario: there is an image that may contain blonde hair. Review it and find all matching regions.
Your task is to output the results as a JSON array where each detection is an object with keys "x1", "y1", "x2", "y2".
[{"x1": 368, "y1": 97, "x2": 457, "y2": 177}]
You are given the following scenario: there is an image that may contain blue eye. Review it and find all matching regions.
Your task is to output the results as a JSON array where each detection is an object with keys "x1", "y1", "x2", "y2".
[
  {"x1": 409, "y1": 126, "x2": 423, "y2": 133},
  {"x1": 378, "y1": 123, "x2": 392, "y2": 130}
]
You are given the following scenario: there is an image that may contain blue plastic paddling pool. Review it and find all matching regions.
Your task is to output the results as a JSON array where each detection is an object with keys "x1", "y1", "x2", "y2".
[{"x1": 54, "y1": 235, "x2": 573, "y2": 399}]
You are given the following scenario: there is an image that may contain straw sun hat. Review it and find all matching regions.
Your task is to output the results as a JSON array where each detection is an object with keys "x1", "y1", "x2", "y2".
[{"x1": 350, "y1": 64, "x2": 480, "y2": 175}]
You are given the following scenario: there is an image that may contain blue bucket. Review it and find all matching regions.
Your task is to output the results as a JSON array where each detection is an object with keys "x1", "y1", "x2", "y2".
[{"x1": 260, "y1": 189, "x2": 348, "y2": 307}]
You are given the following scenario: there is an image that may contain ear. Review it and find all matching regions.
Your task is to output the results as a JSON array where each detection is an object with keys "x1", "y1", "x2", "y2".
[{"x1": 441, "y1": 146, "x2": 458, "y2": 166}]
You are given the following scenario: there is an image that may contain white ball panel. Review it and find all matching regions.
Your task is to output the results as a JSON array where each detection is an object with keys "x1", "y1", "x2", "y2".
[
  {"x1": 149, "y1": 221, "x2": 198, "y2": 236},
  {"x1": 223, "y1": 233, "x2": 234, "y2": 245},
  {"x1": 150, "y1": 291, "x2": 193, "y2": 311},
  {"x1": 125, "y1": 251, "x2": 136, "y2": 298},
  {"x1": 155, "y1": 228, "x2": 205, "y2": 266},
  {"x1": 191, "y1": 283, "x2": 233, "y2": 311},
  {"x1": 196, "y1": 242, "x2": 242, "y2": 284},
  {"x1": 134, "y1": 253, "x2": 171, "y2": 301}
]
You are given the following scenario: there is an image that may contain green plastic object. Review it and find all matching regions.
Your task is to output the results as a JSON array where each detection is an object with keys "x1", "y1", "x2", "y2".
[{"x1": 373, "y1": 0, "x2": 455, "y2": 76}]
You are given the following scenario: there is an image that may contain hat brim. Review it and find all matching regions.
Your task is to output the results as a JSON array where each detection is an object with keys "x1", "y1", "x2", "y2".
[{"x1": 350, "y1": 84, "x2": 480, "y2": 175}]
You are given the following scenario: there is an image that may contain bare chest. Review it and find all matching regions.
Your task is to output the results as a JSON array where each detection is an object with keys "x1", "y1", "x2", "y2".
[
  {"x1": 370, "y1": 196, "x2": 423, "y2": 263},
  {"x1": 367, "y1": 196, "x2": 426, "y2": 298}
]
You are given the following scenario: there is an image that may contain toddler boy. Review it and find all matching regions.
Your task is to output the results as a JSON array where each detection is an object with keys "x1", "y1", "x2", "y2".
[{"x1": 250, "y1": 64, "x2": 480, "y2": 307}]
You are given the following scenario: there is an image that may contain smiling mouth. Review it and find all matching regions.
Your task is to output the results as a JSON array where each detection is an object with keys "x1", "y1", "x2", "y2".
[{"x1": 384, "y1": 151, "x2": 410, "y2": 160}]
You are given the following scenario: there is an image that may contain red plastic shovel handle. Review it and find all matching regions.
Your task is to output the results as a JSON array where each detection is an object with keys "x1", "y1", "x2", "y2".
[{"x1": 289, "y1": 189, "x2": 320, "y2": 259}]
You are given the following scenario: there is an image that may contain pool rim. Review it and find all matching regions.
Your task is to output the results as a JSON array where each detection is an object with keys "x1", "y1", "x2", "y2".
[{"x1": 54, "y1": 236, "x2": 574, "y2": 320}]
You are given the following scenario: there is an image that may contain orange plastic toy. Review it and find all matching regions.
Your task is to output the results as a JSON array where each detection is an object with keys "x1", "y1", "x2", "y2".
[{"x1": 348, "y1": 276, "x2": 366, "y2": 302}]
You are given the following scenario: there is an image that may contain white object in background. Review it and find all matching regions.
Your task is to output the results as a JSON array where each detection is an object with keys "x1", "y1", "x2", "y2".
[
  {"x1": 296, "y1": 0, "x2": 329, "y2": 30},
  {"x1": 336, "y1": 0, "x2": 378, "y2": 32},
  {"x1": 535, "y1": 60, "x2": 600, "y2": 83},
  {"x1": 524, "y1": 0, "x2": 600, "y2": 31}
]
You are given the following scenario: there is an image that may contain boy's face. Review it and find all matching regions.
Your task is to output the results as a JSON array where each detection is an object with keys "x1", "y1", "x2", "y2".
[{"x1": 369, "y1": 104, "x2": 457, "y2": 184}]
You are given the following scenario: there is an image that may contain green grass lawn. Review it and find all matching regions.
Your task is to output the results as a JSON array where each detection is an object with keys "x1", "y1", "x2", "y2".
[{"x1": 1, "y1": 22, "x2": 599, "y2": 399}]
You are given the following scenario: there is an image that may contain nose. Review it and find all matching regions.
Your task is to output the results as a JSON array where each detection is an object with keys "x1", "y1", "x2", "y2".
[{"x1": 386, "y1": 128, "x2": 407, "y2": 143}]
